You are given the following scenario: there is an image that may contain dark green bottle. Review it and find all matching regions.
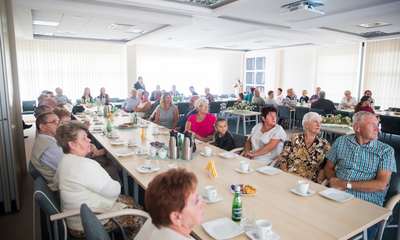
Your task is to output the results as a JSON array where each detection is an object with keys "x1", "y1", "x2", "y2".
[{"x1": 232, "y1": 185, "x2": 242, "y2": 222}]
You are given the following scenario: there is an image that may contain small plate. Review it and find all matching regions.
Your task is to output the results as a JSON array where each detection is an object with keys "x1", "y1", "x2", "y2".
[
  {"x1": 202, "y1": 217, "x2": 244, "y2": 240},
  {"x1": 234, "y1": 167, "x2": 254, "y2": 174},
  {"x1": 110, "y1": 140, "x2": 125, "y2": 145},
  {"x1": 319, "y1": 188, "x2": 354, "y2": 202},
  {"x1": 124, "y1": 143, "x2": 138, "y2": 147},
  {"x1": 200, "y1": 152, "x2": 216, "y2": 157},
  {"x1": 200, "y1": 194, "x2": 224, "y2": 204},
  {"x1": 115, "y1": 150, "x2": 134, "y2": 157},
  {"x1": 161, "y1": 131, "x2": 169, "y2": 135},
  {"x1": 246, "y1": 229, "x2": 281, "y2": 240},
  {"x1": 92, "y1": 119, "x2": 100, "y2": 122},
  {"x1": 290, "y1": 188, "x2": 315, "y2": 197},
  {"x1": 135, "y1": 151, "x2": 149, "y2": 155},
  {"x1": 218, "y1": 152, "x2": 239, "y2": 159},
  {"x1": 92, "y1": 128, "x2": 103, "y2": 131},
  {"x1": 152, "y1": 133, "x2": 162, "y2": 135},
  {"x1": 256, "y1": 166, "x2": 282, "y2": 176},
  {"x1": 136, "y1": 164, "x2": 160, "y2": 173},
  {"x1": 139, "y1": 125, "x2": 148, "y2": 128},
  {"x1": 94, "y1": 122, "x2": 103, "y2": 125},
  {"x1": 107, "y1": 135, "x2": 119, "y2": 139},
  {"x1": 230, "y1": 184, "x2": 258, "y2": 196}
]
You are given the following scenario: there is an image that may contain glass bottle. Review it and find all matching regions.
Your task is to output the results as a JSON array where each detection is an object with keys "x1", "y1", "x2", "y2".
[
  {"x1": 232, "y1": 185, "x2": 242, "y2": 222},
  {"x1": 107, "y1": 119, "x2": 112, "y2": 136}
]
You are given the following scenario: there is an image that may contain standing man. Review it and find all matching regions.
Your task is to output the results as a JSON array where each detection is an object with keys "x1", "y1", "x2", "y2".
[
  {"x1": 204, "y1": 87, "x2": 215, "y2": 104},
  {"x1": 122, "y1": 89, "x2": 141, "y2": 113},
  {"x1": 134, "y1": 76, "x2": 146, "y2": 91},
  {"x1": 169, "y1": 85, "x2": 180, "y2": 97},
  {"x1": 258, "y1": 86, "x2": 266, "y2": 99},
  {"x1": 54, "y1": 87, "x2": 72, "y2": 106},
  {"x1": 189, "y1": 86, "x2": 198, "y2": 96},
  {"x1": 175, "y1": 95, "x2": 199, "y2": 133},
  {"x1": 324, "y1": 111, "x2": 396, "y2": 239},
  {"x1": 150, "y1": 85, "x2": 161, "y2": 101},
  {"x1": 308, "y1": 87, "x2": 321, "y2": 103}
]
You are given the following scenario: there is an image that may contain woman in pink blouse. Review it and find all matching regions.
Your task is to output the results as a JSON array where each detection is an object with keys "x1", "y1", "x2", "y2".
[{"x1": 185, "y1": 98, "x2": 217, "y2": 142}]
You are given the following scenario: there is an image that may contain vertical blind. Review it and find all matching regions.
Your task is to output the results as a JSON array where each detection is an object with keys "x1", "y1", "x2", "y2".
[
  {"x1": 314, "y1": 43, "x2": 362, "y2": 103},
  {"x1": 363, "y1": 39, "x2": 400, "y2": 109},
  {"x1": 16, "y1": 40, "x2": 127, "y2": 102}
]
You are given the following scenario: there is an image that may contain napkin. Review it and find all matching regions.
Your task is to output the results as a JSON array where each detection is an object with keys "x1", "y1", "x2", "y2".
[
  {"x1": 141, "y1": 128, "x2": 146, "y2": 139},
  {"x1": 205, "y1": 161, "x2": 218, "y2": 178}
]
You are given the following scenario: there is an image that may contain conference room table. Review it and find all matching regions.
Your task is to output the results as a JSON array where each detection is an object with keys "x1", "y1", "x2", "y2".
[
  {"x1": 223, "y1": 110, "x2": 261, "y2": 135},
  {"x1": 74, "y1": 109, "x2": 391, "y2": 240}
]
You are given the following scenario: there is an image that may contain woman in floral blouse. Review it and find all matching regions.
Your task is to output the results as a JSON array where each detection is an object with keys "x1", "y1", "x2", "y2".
[{"x1": 278, "y1": 112, "x2": 331, "y2": 183}]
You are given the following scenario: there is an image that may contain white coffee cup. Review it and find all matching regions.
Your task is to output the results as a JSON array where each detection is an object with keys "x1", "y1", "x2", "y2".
[
  {"x1": 138, "y1": 145, "x2": 146, "y2": 154},
  {"x1": 204, "y1": 147, "x2": 212, "y2": 156},
  {"x1": 240, "y1": 161, "x2": 249, "y2": 172},
  {"x1": 168, "y1": 164, "x2": 177, "y2": 169},
  {"x1": 129, "y1": 138, "x2": 136, "y2": 146},
  {"x1": 153, "y1": 128, "x2": 159, "y2": 134},
  {"x1": 296, "y1": 180, "x2": 309, "y2": 194},
  {"x1": 158, "y1": 149, "x2": 167, "y2": 159},
  {"x1": 93, "y1": 115, "x2": 99, "y2": 120},
  {"x1": 111, "y1": 131, "x2": 118, "y2": 138},
  {"x1": 90, "y1": 111, "x2": 94, "y2": 116},
  {"x1": 142, "y1": 121, "x2": 147, "y2": 127},
  {"x1": 256, "y1": 220, "x2": 273, "y2": 238},
  {"x1": 205, "y1": 186, "x2": 217, "y2": 201},
  {"x1": 81, "y1": 113, "x2": 86, "y2": 117},
  {"x1": 150, "y1": 147, "x2": 157, "y2": 157}
]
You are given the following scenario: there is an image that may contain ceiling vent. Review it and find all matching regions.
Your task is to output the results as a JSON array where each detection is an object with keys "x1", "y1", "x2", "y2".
[
  {"x1": 357, "y1": 22, "x2": 391, "y2": 29},
  {"x1": 360, "y1": 31, "x2": 386, "y2": 37},
  {"x1": 108, "y1": 23, "x2": 135, "y2": 30},
  {"x1": 281, "y1": 1, "x2": 324, "y2": 20}
]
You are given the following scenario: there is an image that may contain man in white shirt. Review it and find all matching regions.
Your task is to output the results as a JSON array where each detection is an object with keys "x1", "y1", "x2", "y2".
[
  {"x1": 258, "y1": 86, "x2": 266, "y2": 98},
  {"x1": 54, "y1": 87, "x2": 72, "y2": 106}
]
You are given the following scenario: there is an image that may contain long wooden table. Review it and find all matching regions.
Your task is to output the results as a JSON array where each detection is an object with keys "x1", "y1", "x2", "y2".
[{"x1": 76, "y1": 109, "x2": 391, "y2": 240}]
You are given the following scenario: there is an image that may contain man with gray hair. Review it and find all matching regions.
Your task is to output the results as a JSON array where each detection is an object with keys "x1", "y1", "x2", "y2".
[
  {"x1": 310, "y1": 91, "x2": 336, "y2": 114},
  {"x1": 324, "y1": 111, "x2": 396, "y2": 238},
  {"x1": 37, "y1": 93, "x2": 49, "y2": 105},
  {"x1": 204, "y1": 87, "x2": 215, "y2": 104},
  {"x1": 54, "y1": 87, "x2": 72, "y2": 106},
  {"x1": 175, "y1": 95, "x2": 199, "y2": 133},
  {"x1": 43, "y1": 98, "x2": 57, "y2": 109}
]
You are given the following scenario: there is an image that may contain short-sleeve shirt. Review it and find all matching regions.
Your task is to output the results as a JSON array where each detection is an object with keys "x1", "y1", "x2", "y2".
[
  {"x1": 187, "y1": 113, "x2": 217, "y2": 138},
  {"x1": 283, "y1": 95, "x2": 296, "y2": 107},
  {"x1": 122, "y1": 97, "x2": 141, "y2": 112},
  {"x1": 309, "y1": 94, "x2": 319, "y2": 101},
  {"x1": 206, "y1": 93, "x2": 215, "y2": 104},
  {"x1": 156, "y1": 104, "x2": 177, "y2": 129},
  {"x1": 325, "y1": 135, "x2": 396, "y2": 206},
  {"x1": 250, "y1": 123, "x2": 286, "y2": 165},
  {"x1": 340, "y1": 97, "x2": 357, "y2": 106},
  {"x1": 299, "y1": 96, "x2": 309, "y2": 103},
  {"x1": 55, "y1": 94, "x2": 69, "y2": 103}
]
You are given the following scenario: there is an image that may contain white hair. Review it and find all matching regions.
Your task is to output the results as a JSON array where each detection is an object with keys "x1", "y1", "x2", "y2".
[
  {"x1": 194, "y1": 97, "x2": 209, "y2": 109},
  {"x1": 302, "y1": 112, "x2": 322, "y2": 129},
  {"x1": 353, "y1": 111, "x2": 375, "y2": 125}
]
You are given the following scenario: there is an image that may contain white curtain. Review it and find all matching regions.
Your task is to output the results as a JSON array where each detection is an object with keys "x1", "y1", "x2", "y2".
[
  {"x1": 16, "y1": 40, "x2": 127, "y2": 103},
  {"x1": 314, "y1": 43, "x2": 362, "y2": 103},
  {"x1": 363, "y1": 39, "x2": 400, "y2": 110}
]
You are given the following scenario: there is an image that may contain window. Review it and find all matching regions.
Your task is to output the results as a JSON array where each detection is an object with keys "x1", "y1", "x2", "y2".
[{"x1": 245, "y1": 57, "x2": 265, "y2": 92}]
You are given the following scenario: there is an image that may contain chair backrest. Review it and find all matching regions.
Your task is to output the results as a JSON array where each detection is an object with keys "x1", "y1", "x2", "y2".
[
  {"x1": 333, "y1": 102, "x2": 339, "y2": 107},
  {"x1": 81, "y1": 204, "x2": 111, "y2": 240},
  {"x1": 177, "y1": 102, "x2": 190, "y2": 115},
  {"x1": 395, "y1": 108, "x2": 400, "y2": 112},
  {"x1": 277, "y1": 105, "x2": 290, "y2": 119},
  {"x1": 34, "y1": 177, "x2": 67, "y2": 240},
  {"x1": 209, "y1": 101, "x2": 223, "y2": 114},
  {"x1": 219, "y1": 94, "x2": 228, "y2": 99},
  {"x1": 226, "y1": 100, "x2": 236, "y2": 108},
  {"x1": 335, "y1": 110, "x2": 350, "y2": 117},
  {"x1": 380, "y1": 115, "x2": 400, "y2": 135},
  {"x1": 374, "y1": 106, "x2": 380, "y2": 110},
  {"x1": 349, "y1": 112, "x2": 355, "y2": 121},
  {"x1": 117, "y1": 99, "x2": 125, "y2": 103},
  {"x1": 229, "y1": 94, "x2": 236, "y2": 98},
  {"x1": 213, "y1": 94, "x2": 218, "y2": 99},
  {"x1": 76, "y1": 99, "x2": 81, "y2": 105},
  {"x1": 294, "y1": 107, "x2": 309, "y2": 121},
  {"x1": 232, "y1": 133, "x2": 248, "y2": 149},
  {"x1": 310, "y1": 108, "x2": 326, "y2": 117},
  {"x1": 110, "y1": 98, "x2": 118, "y2": 103},
  {"x1": 384, "y1": 173, "x2": 400, "y2": 206},
  {"x1": 29, "y1": 161, "x2": 43, "y2": 180},
  {"x1": 22, "y1": 100, "x2": 36, "y2": 112}
]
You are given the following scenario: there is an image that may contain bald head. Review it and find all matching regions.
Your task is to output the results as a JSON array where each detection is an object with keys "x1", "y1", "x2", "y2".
[
  {"x1": 189, "y1": 95, "x2": 200, "y2": 109},
  {"x1": 254, "y1": 90, "x2": 260, "y2": 97}
]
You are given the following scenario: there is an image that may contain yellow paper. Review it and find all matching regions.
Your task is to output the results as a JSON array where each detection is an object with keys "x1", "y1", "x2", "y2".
[
  {"x1": 141, "y1": 128, "x2": 145, "y2": 139},
  {"x1": 110, "y1": 111, "x2": 114, "y2": 120},
  {"x1": 205, "y1": 161, "x2": 217, "y2": 178}
]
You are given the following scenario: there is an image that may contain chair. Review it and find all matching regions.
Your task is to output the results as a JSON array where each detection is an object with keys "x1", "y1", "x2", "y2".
[
  {"x1": 380, "y1": 115, "x2": 400, "y2": 142},
  {"x1": 29, "y1": 161, "x2": 43, "y2": 180},
  {"x1": 213, "y1": 94, "x2": 218, "y2": 99},
  {"x1": 209, "y1": 101, "x2": 223, "y2": 116},
  {"x1": 333, "y1": 102, "x2": 339, "y2": 107},
  {"x1": 294, "y1": 107, "x2": 309, "y2": 128},
  {"x1": 229, "y1": 94, "x2": 236, "y2": 98},
  {"x1": 226, "y1": 100, "x2": 236, "y2": 108},
  {"x1": 395, "y1": 108, "x2": 400, "y2": 112},
  {"x1": 22, "y1": 100, "x2": 36, "y2": 114},
  {"x1": 277, "y1": 105, "x2": 291, "y2": 129},
  {"x1": 349, "y1": 112, "x2": 355, "y2": 121},
  {"x1": 375, "y1": 106, "x2": 381, "y2": 110},
  {"x1": 230, "y1": 133, "x2": 248, "y2": 154},
  {"x1": 76, "y1": 99, "x2": 81, "y2": 105},
  {"x1": 81, "y1": 204, "x2": 111, "y2": 240},
  {"x1": 117, "y1": 99, "x2": 125, "y2": 103},
  {"x1": 219, "y1": 94, "x2": 228, "y2": 99},
  {"x1": 177, "y1": 102, "x2": 190, "y2": 115},
  {"x1": 310, "y1": 108, "x2": 326, "y2": 117},
  {"x1": 110, "y1": 98, "x2": 118, "y2": 103}
]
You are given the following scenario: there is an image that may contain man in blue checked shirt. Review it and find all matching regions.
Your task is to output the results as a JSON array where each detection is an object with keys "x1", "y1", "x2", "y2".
[{"x1": 324, "y1": 111, "x2": 396, "y2": 239}]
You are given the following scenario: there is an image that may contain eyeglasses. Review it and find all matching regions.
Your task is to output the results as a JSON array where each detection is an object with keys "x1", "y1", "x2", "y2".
[
  {"x1": 267, "y1": 113, "x2": 277, "y2": 117},
  {"x1": 199, "y1": 105, "x2": 208, "y2": 108},
  {"x1": 43, "y1": 120, "x2": 61, "y2": 125}
]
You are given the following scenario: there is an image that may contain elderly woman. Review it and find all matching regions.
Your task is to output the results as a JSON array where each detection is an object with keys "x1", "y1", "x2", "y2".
[
  {"x1": 98, "y1": 87, "x2": 111, "y2": 104},
  {"x1": 137, "y1": 89, "x2": 144, "y2": 100},
  {"x1": 53, "y1": 121, "x2": 144, "y2": 239},
  {"x1": 81, "y1": 87, "x2": 93, "y2": 104},
  {"x1": 243, "y1": 106, "x2": 286, "y2": 165},
  {"x1": 299, "y1": 90, "x2": 309, "y2": 104},
  {"x1": 155, "y1": 92, "x2": 179, "y2": 129},
  {"x1": 340, "y1": 90, "x2": 357, "y2": 108},
  {"x1": 136, "y1": 168, "x2": 205, "y2": 239},
  {"x1": 278, "y1": 112, "x2": 331, "y2": 183},
  {"x1": 283, "y1": 88, "x2": 297, "y2": 110},
  {"x1": 133, "y1": 91, "x2": 151, "y2": 118},
  {"x1": 185, "y1": 98, "x2": 217, "y2": 142},
  {"x1": 52, "y1": 107, "x2": 71, "y2": 124},
  {"x1": 355, "y1": 96, "x2": 375, "y2": 114}
]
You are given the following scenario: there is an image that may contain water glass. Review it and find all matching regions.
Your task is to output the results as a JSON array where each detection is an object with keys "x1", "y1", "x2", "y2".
[{"x1": 240, "y1": 208, "x2": 254, "y2": 230}]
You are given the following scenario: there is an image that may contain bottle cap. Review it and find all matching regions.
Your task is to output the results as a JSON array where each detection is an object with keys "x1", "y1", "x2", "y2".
[{"x1": 235, "y1": 185, "x2": 241, "y2": 192}]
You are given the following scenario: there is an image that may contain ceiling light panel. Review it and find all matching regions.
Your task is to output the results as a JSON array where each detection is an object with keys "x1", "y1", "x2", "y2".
[
  {"x1": 32, "y1": 20, "x2": 59, "y2": 27},
  {"x1": 357, "y1": 22, "x2": 391, "y2": 28},
  {"x1": 109, "y1": 23, "x2": 135, "y2": 30}
]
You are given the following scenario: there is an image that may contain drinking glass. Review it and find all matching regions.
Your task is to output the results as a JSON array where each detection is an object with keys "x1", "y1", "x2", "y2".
[{"x1": 240, "y1": 208, "x2": 254, "y2": 230}]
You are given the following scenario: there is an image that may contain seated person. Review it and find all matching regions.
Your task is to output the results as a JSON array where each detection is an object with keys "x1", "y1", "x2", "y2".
[
  {"x1": 137, "y1": 89, "x2": 144, "y2": 100},
  {"x1": 54, "y1": 87, "x2": 72, "y2": 106},
  {"x1": 354, "y1": 96, "x2": 375, "y2": 114},
  {"x1": 169, "y1": 85, "x2": 180, "y2": 97},
  {"x1": 237, "y1": 93, "x2": 244, "y2": 102},
  {"x1": 204, "y1": 87, "x2": 215, "y2": 104},
  {"x1": 37, "y1": 93, "x2": 49, "y2": 105},
  {"x1": 43, "y1": 97, "x2": 57, "y2": 109},
  {"x1": 243, "y1": 87, "x2": 255, "y2": 102},
  {"x1": 122, "y1": 89, "x2": 141, "y2": 113},
  {"x1": 53, "y1": 121, "x2": 145, "y2": 239},
  {"x1": 258, "y1": 86, "x2": 266, "y2": 99},
  {"x1": 283, "y1": 88, "x2": 297, "y2": 110},
  {"x1": 175, "y1": 95, "x2": 199, "y2": 133},
  {"x1": 150, "y1": 85, "x2": 161, "y2": 101},
  {"x1": 311, "y1": 91, "x2": 336, "y2": 114},
  {"x1": 144, "y1": 90, "x2": 162, "y2": 120},
  {"x1": 324, "y1": 111, "x2": 396, "y2": 238},
  {"x1": 185, "y1": 98, "x2": 216, "y2": 142},
  {"x1": 252, "y1": 90, "x2": 265, "y2": 106},
  {"x1": 278, "y1": 112, "x2": 331, "y2": 183},
  {"x1": 34, "y1": 105, "x2": 52, "y2": 118},
  {"x1": 274, "y1": 88, "x2": 284, "y2": 103},
  {"x1": 155, "y1": 92, "x2": 179, "y2": 129},
  {"x1": 299, "y1": 90, "x2": 309, "y2": 104},
  {"x1": 243, "y1": 106, "x2": 286, "y2": 166},
  {"x1": 189, "y1": 86, "x2": 198, "y2": 96},
  {"x1": 52, "y1": 107, "x2": 72, "y2": 125},
  {"x1": 364, "y1": 90, "x2": 375, "y2": 109},
  {"x1": 98, "y1": 87, "x2": 111, "y2": 104},
  {"x1": 81, "y1": 87, "x2": 93, "y2": 104},
  {"x1": 264, "y1": 90, "x2": 278, "y2": 108},
  {"x1": 308, "y1": 87, "x2": 321, "y2": 103},
  {"x1": 340, "y1": 90, "x2": 357, "y2": 108},
  {"x1": 213, "y1": 118, "x2": 235, "y2": 151},
  {"x1": 133, "y1": 91, "x2": 151, "y2": 118},
  {"x1": 136, "y1": 168, "x2": 205, "y2": 240}
]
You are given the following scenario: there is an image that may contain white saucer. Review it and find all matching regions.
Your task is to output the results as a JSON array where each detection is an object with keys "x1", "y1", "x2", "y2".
[
  {"x1": 234, "y1": 167, "x2": 254, "y2": 173},
  {"x1": 152, "y1": 133, "x2": 162, "y2": 135},
  {"x1": 290, "y1": 188, "x2": 315, "y2": 197},
  {"x1": 115, "y1": 150, "x2": 134, "y2": 157},
  {"x1": 200, "y1": 152, "x2": 216, "y2": 157},
  {"x1": 124, "y1": 143, "x2": 138, "y2": 147},
  {"x1": 110, "y1": 140, "x2": 125, "y2": 145},
  {"x1": 108, "y1": 136, "x2": 119, "y2": 139},
  {"x1": 136, "y1": 164, "x2": 160, "y2": 173},
  {"x1": 246, "y1": 229, "x2": 281, "y2": 240},
  {"x1": 200, "y1": 194, "x2": 224, "y2": 203},
  {"x1": 139, "y1": 125, "x2": 148, "y2": 128},
  {"x1": 135, "y1": 151, "x2": 148, "y2": 155}
]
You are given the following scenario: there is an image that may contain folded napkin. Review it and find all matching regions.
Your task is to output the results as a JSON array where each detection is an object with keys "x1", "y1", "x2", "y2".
[{"x1": 205, "y1": 161, "x2": 218, "y2": 178}]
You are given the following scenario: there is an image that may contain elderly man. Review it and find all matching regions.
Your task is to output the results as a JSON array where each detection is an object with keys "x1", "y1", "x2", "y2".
[
  {"x1": 324, "y1": 111, "x2": 396, "y2": 238},
  {"x1": 37, "y1": 93, "x2": 49, "y2": 105},
  {"x1": 144, "y1": 90, "x2": 162, "y2": 121},
  {"x1": 44, "y1": 91, "x2": 55, "y2": 99},
  {"x1": 308, "y1": 87, "x2": 321, "y2": 103},
  {"x1": 169, "y1": 85, "x2": 180, "y2": 97},
  {"x1": 34, "y1": 105, "x2": 52, "y2": 118},
  {"x1": 252, "y1": 90, "x2": 265, "y2": 106},
  {"x1": 150, "y1": 85, "x2": 161, "y2": 101},
  {"x1": 175, "y1": 95, "x2": 199, "y2": 133},
  {"x1": 54, "y1": 87, "x2": 72, "y2": 106},
  {"x1": 122, "y1": 89, "x2": 141, "y2": 113},
  {"x1": 189, "y1": 86, "x2": 198, "y2": 96},
  {"x1": 311, "y1": 91, "x2": 336, "y2": 114},
  {"x1": 364, "y1": 90, "x2": 375, "y2": 109},
  {"x1": 283, "y1": 88, "x2": 297, "y2": 110},
  {"x1": 204, "y1": 87, "x2": 215, "y2": 104},
  {"x1": 43, "y1": 98, "x2": 57, "y2": 109},
  {"x1": 264, "y1": 90, "x2": 278, "y2": 108}
]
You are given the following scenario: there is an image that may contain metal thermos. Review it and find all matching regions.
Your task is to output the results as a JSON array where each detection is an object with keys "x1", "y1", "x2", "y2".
[
  {"x1": 169, "y1": 130, "x2": 179, "y2": 159},
  {"x1": 104, "y1": 104, "x2": 111, "y2": 116},
  {"x1": 182, "y1": 131, "x2": 193, "y2": 160}
]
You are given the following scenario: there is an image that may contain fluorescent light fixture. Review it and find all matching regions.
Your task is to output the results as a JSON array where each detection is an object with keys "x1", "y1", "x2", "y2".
[
  {"x1": 255, "y1": 40, "x2": 273, "y2": 44},
  {"x1": 32, "y1": 20, "x2": 59, "y2": 27},
  {"x1": 360, "y1": 31, "x2": 386, "y2": 37},
  {"x1": 33, "y1": 32, "x2": 54, "y2": 36},
  {"x1": 109, "y1": 23, "x2": 135, "y2": 30},
  {"x1": 125, "y1": 29, "x2": 147, "y2": 34},
  {"x1": 357, "y1": 22, "x2": 391, "y2": 28}
]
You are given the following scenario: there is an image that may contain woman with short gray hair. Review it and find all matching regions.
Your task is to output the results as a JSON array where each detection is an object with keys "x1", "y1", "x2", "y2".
[
  {"x1": 185, "y1": 98, "x2": 217, "y2": 142},
  {"x1": 278, "y1": 112, "x2": 331, "y2": 183}
]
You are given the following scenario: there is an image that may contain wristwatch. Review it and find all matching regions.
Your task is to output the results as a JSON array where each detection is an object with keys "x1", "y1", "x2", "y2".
[{"x1": 346, "y1": 180, "x2": 352, "y2": 190}]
